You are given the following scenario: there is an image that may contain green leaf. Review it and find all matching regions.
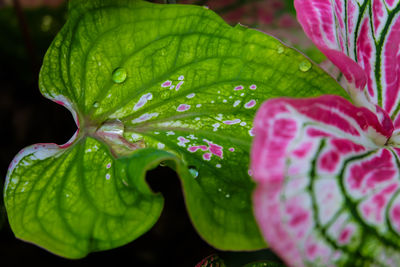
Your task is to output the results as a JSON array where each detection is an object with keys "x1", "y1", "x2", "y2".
[{"x1": 5, "y1": 0, "x2": 347, "y2": 258}]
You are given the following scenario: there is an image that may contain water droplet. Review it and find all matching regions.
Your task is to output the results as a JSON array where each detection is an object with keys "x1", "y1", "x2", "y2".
[
  {"x1": 93, "y1": 101, "x2": 99, "y2": 108},
  {"x1": 276, "y1": 44, "x2": 284, "y2": 54},
  {"x1": 112, "y1": 67, "x2": 127, "y2": 83},
  {"x1": 299, "y1": 60, "x2": 312, "y2": 72},
  {"x1": 188, "y1": 167, "x2": 199, "y2": 178}
]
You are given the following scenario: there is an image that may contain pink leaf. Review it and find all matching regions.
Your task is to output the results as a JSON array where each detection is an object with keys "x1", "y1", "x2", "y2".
[
  {"x1": 251, "y1": 96, "x2": 400, "y2": 266},
  {"x1": 295, "y1": 0, "x2": 400, "y2": 124}
]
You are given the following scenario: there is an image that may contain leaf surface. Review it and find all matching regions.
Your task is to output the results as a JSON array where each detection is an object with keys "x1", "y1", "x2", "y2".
[
  {"x1": 251, "y1": 95, "x2": 400, "y2": 266},
  {"x1": 5, "y1": 0, "x2": 347, "y2": 258}
]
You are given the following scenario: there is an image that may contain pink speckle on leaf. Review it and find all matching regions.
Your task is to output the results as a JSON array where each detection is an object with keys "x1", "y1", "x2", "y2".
[
  {"x1": 188, "y1": 145, "x2": 208, "y2": 152},
  {"x1": 203, "y1": 153, "x2": 211, "y2": 161},
  {"x1": 250, "y1": 84, "x2": 257, "y2": 90},
  {"x1": 338, "y1": 226, "x2": 354, "y2": 244},
  {"x1": 106, "y1": 163, "x2": 111, "y2": 169},
  {"x1": 306, "y1": 243, "x2": 317, "y2": 259},
  {"x1": 229, "y1": 147, "x2": 235, "y2": 152},
  {"x1": 176, "y1": 81, "x2": 184, "y2": 91},
  {"x1": 131, "y1": 112, "x2": 159, "y2": 123},
  {"x1": 223, "y1": 119, "x2": 241, "y2": 125},
  {"x1": 205, "y1": 140, "x2": 223, "y2": 158},
  {"x1": 177, "y1": 136, "x2": 190, "y2": 147},
  {"x1": 248, "y1": 128, "x2": 255, "y2": 136},
  {"x1": 292, "y1": 142, "x2": 313, "y2": 158},
  {"x1": 177, "y1": 104, "x2": 191, "y2": 112},
  {"x1": 162, "y1": 80, "x2": 172, "y2": 87},
  {"x1": 178, "y1": 75, "x2": 184, "y2": 80},
  {"x1": 54, "y1": 100, "x2": 65, "y2": 106},
  {"x1": 307, "y1": 128, "x2": 332, "y2": 137},
  {"x1": 234, "y1": 85, "x2": 244, "y2": 90},
  {"x1": 319, "y1": 151, "x2": 340, "y2": 172},
  {"x1": 244, "y1": 100, "x2": 256, "y2": 109},
  {"x1": 134, "y1": 93, "x2": 153, "y2": 111},
  {"x1": 288, "y1": 207, "x2": 309, "y2": 227},
  {"x1": 188, "y1": 140, "x2": 224, "y2": 161}
]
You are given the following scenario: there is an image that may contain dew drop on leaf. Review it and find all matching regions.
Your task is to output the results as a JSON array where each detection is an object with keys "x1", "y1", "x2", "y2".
[
  {"x1": 188, "y1": 167, "x2": 199, "y2": 178},
  {"x1": 298, "y1": 60, "x2": 312, "y2": 72},
  {"x1": 112, "y1": 67, "x2": 127, "y2": 83}
]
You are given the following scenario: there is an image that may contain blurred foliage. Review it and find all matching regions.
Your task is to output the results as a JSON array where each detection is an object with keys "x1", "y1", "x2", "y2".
[
  {"x1": 242, "y1": 261, "x2": 286, "y2": 267},
  {"x1": 196, "y1": 251, "x2": 285, "y2": 267},
  {"x1": 0, "y1": 3, "x2": 67, "y2": 80}
]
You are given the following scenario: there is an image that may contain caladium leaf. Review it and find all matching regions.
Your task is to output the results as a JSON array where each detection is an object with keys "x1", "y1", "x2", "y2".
[
  {"x1": 4, "y1": 0, "x2": 347, "y2": 258},
  {"x1": 295, "y1": 0, "x2": 400, "y2": 126},
  {"x1": 5, "y1": 144, "x2": 167, "y2": 258},
  {"x1": 250, "y1": 95, "x2": 400, "y2": 266}
]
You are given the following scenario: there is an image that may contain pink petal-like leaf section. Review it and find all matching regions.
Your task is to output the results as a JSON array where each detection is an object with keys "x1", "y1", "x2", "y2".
[
  {"x1": 251, "y1": 96, "x2": 400, "y2": 266},
  {"x1": 295, "y1": 0, "x2": 367, "y2": 93},
  {"x1": 295, "y1": 0, "x2": 400, "y2": 123}
]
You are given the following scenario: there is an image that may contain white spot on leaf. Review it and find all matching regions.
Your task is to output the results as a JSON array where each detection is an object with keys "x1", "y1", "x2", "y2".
[
  {"x1": 131, "y1": 113, "x2": 159, "y2": 124},
  {"x1": 157, "y1": 143, "x2": 165, "y2": 149}
]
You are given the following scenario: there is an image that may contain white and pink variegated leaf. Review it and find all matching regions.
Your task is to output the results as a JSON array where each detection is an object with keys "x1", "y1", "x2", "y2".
[
  {"x1": 295, "y1": 0, "x2": 400, "y2": 126},
  {"x1": 250, "y1": 95, "x2": 400, "y2": 266}
]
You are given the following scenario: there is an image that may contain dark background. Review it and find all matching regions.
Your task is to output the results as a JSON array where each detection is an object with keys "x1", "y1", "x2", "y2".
[{"x1": 0, "y1": 0, "x2": 302, "y2": 265}]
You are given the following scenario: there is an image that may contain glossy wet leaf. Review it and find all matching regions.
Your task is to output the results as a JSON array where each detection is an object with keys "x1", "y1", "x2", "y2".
[
  {"x1": 4, "y1": 0, "x2": 347, "y2": 258},
  {"x1": 251, "y1": 95, "x2": 400, "y2": 266}
]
